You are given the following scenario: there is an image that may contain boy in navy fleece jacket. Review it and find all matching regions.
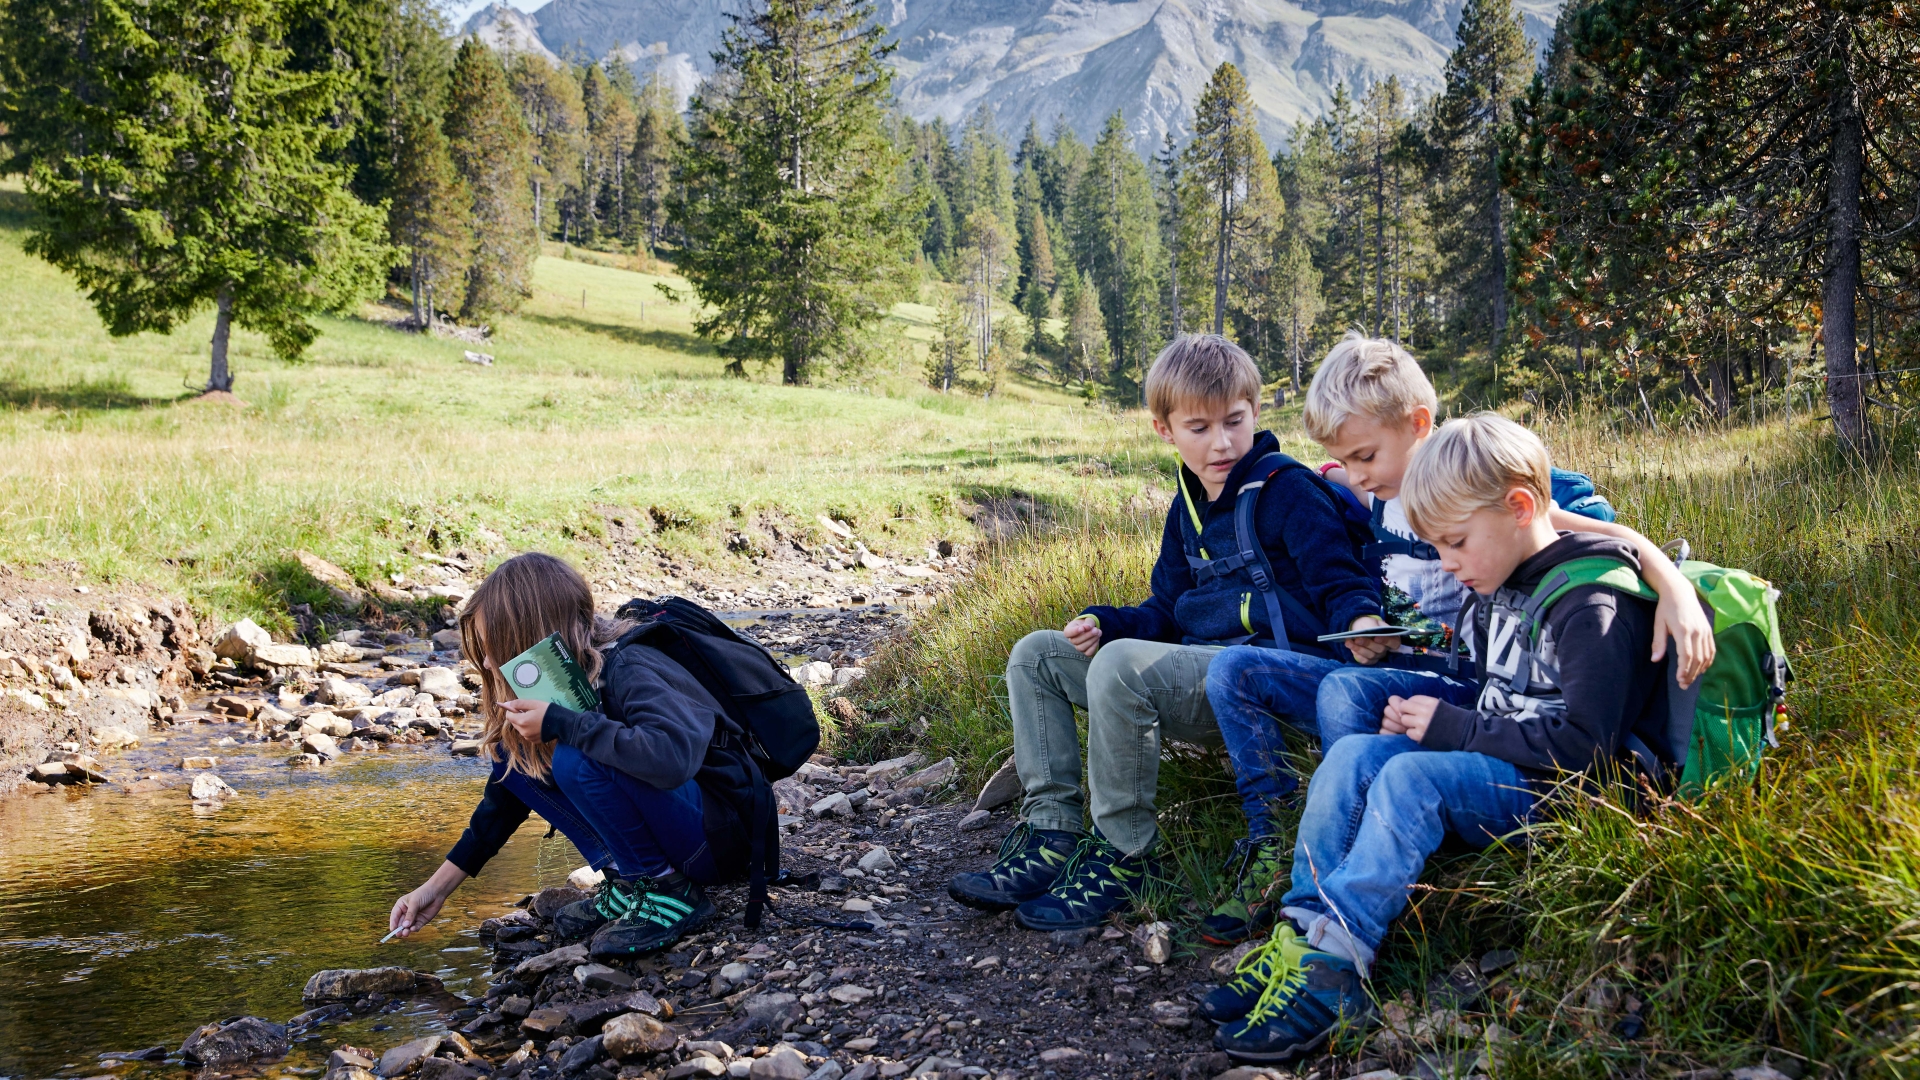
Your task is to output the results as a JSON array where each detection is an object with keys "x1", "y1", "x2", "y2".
[{"x1": 947, "y1": 334, "x2": 1385, "y2": 932}]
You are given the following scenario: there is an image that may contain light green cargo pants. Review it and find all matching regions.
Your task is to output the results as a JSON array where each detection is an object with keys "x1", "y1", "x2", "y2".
[{"x1": 1005, "y1": 629, "x2": 1223, "y2": 857}]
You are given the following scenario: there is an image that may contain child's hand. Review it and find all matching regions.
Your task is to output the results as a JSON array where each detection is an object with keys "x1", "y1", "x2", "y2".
[
  {"x1": 1344, "y1": 615, "x2": 1395, "y2": 665},
  {"x1": 1063, "y1": 617, "x2": 1102, "y2": 657},
  {"x1": 500, "y1": 698, "x2": 549, "y2": 740},
  {"x1": 1652, "y1": 589, "x2": 1716, "y2": 689},
  {"x1": 1381, "y1": 694, "x2": 1438, "y2": 742}
]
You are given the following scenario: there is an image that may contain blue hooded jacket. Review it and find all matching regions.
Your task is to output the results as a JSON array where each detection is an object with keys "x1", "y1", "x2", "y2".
[{"x1": 1081, "y1": 430, "x2": 1381, "y2": 657}]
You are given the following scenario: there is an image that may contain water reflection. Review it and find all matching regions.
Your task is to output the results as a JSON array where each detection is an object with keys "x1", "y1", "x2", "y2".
[{"x1": 0, "y1": 723, "x2": 582, "y2": 1079}]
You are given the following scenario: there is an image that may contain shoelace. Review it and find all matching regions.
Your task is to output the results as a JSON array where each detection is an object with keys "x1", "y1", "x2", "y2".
[
  {"x1": 1242, "y1": 930, "x2": 1312, "y2": 1024},
  {"x1": 592, "y1": 877, "x2": 644, "y2": 919},
  {"x1": 992, "y1": 821, "x2": 1040, "y2": 866},
  {"x1": 1226, "y1": 926, "x2": 1294, "y2": 991},
  {"x1": 626, "y1": 884, "x2": 696, "y2": 928}
]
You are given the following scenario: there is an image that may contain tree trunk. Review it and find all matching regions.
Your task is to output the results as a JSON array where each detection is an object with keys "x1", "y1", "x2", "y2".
[
  {"x1": 411, "y1": 251, "x2": 426, "y2": 328},
  {"x1": 1213, "y1": 169, "x2": 1232, "y2": 335},
  {"x1": 1706, "y1": 354, "x2": 1731, "y2": 418},
  {"x1": 1822, "y1": 29, "x2": 1866, "y2": 449},
  {"x1": 206, "y1": 285, "x2": 235, "y2": 392},
  {"x1": 1374, "y1": 147, "x2": 1386, "y2": 336},
  {"x1": 1488, "y1": 74, "x2": 1507, "y2": 359}
]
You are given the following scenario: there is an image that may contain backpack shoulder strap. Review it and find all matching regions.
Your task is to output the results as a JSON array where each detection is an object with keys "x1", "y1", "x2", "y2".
[
  {"x1": 1364, "y1": 495, "x2": 1438, "y2": 562},
  {"x1": 1519, "y1": 556, "x2": 1658, "y2": 641},
  {"x1": 1232, "y1": 453, "x2": 1331, "y2": 650}
]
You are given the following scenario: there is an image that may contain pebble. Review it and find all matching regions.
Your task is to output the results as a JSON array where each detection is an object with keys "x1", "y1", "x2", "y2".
[
  {"x1": 668, "y1": 1057, "x2": 727, "y2": 1079},
  {"x1": 179, "y1": 1016, "x2": 288, "y2": 1067},
  {"x1": 569, "y1": 865, "x2": 606, "y2": 890},
  {"x1": 182, "y1": 755, "x2": 218, "y2": 770},
  {"x1": 376, "y1": 1034, "x2": 442, "y2": 1076},
  {"x1": 1148, "y1": 1000, "x2": 1190, "y2": 1029},
  {"x1": 301, "y1": 732, "x2": 340, "y2": 760},
  {"x1": 792, "y1": 661, "x2": 834, "y2": 686},
  {"x1": 896, "y1": 757, "x2": 956, "y2": 792},
  {"x1": 749, "y1": 1047, "x2": 809, "y2": 1080},
  {"x1": 1037, "y1": 1047, "x2": 1083, "y2": 1063},
  {"x1": 573, "y1": 964, "x2": 636, "y2": 992},
  {"x1": 856, "y1": 846, "x2": 895, "y2": 872},
  {"x1": 190, "y1": 773, "x2": 236, "y2": 802},
  {"x1": 839, "y1": 898, "x2": 873, "y2": 913},
  {"x1": 450, "y1": 739, "x2": 482, "y2": 757},
  {"x1": 827, "y1": 984, "x2": 874, "y2": 1004},
  {"x1": 810, "y1": 793, "x2": 854, "y2": 818},
  {"x1": 1139, "y1": 920, "x2": 1174, "y2": 965},
  {"x1": 956, "y1": 809, "x2": 992, "y2": 831}
]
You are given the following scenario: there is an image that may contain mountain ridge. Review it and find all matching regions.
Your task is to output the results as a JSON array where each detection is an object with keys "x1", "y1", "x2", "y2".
[{"x1": 461, "y1": 0, "x2": 1560, "y2": 150}]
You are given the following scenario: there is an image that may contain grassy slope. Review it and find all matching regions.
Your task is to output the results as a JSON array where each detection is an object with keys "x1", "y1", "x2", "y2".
[
  {"x1": 858, "y1": 417, "x2": 1920, "y2": 1075},
  {"x1": 0, "y1": 184, "x2": 1162, "y2": 624}
]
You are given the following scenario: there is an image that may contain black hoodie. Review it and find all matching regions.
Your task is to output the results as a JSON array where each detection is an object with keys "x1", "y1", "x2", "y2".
[{"x1": 1424, "y1": 532, "x2": 1671, "y2": 790}]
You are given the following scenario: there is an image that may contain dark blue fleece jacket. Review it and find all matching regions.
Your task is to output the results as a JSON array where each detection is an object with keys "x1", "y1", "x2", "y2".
[{"x1": 1081, "y1": 430, "x2": 1381, "y2": 657}]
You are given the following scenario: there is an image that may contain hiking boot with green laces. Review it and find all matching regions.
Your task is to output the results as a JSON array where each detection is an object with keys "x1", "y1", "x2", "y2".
[
  {"x1": 1200, "y1": 922, "x2": 1305, "y2": 1023},
  {"x1": 552, "y1": 875, "x2": 644, "y2": 940},
  {"x1": 1212, "y1": 924, "x2": 1373, "y2": 1062},
  {"x1": 588, "y1": 875, "x2": 715, "y2": 959},
  {"x1": 1012, "y1": 833, "x2": 1159, "y2": 931},
  {"x1": 948, "y1": 821, "x2": 1081, "y2": 912},
  {"x1": 1201, "y1": 836, "x2": 1289, "y2": 946}
]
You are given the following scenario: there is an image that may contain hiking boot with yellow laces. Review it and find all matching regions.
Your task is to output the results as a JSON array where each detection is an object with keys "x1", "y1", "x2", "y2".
[
  {"x1": 948, "y1": 821, "x2": 1081, "y2": 912},
  {"x1": 1212, "y1": 922, "x2": 1373, "y2": 1061},
  {"x1": 1200, "y1": 922, "x2": 1303, "y2": 1023},
  {"x1": 1012, "y1": 833, "x2": 1160, "y2": 931}
]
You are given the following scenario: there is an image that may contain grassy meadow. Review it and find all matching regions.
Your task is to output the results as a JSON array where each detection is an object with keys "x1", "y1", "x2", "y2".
[{"x1": 0, "y1": 181, "x2": 1165, "y2": 625}]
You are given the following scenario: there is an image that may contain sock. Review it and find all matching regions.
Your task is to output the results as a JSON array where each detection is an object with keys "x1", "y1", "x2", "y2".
[{"x1": 1281, "y1": 906, "x2": 1375, "y2": 978}]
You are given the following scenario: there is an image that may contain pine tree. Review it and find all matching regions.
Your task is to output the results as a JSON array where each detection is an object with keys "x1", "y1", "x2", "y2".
[
  {"x1": 1072, "y1": 111, "x2": 1167, "y2": 398},
  {"x1": 390, "y1": 105, "x2": 474, "y2": 326},
  {"x1": 507, "y1": 54, "x2": 585, "y2": 239},
  {"x1": 1431, "y1": 0, "x2": 1533, "y2": 358},
  {"x1": 1178, "y1": 63, "x2": 1284, "y2": 336},
  {"x1": 1059, "y1": 267, "x2": 1111, "y2": 386},
  {"x1": 446, "y1": 40, "x2": 538, "y2": 320},
  {"x1": 669, "y1": 0, "x2": 917, "y2": 385},
  {"x1": 0, "y1": 0, "x2": 390, "y2": 391},
  {"x1": 628, "y1": 73, "x2": 684, "y2": 254}
]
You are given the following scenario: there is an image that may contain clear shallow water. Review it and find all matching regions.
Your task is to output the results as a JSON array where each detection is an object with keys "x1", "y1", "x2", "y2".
[{"x1": 0, "y1": 720, "x2": 584, "y2": 1080}]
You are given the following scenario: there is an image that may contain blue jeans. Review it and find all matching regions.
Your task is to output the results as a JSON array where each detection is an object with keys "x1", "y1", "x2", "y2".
[
  {"x1": 1206, "y1": 650, "x2": 1481, "y2": 838},
  {"x1": 496, "y1": 744, "x2": 718, "y2": 883},
  {"x1": 1279, "y1": 734, "x2": 1536, "y2": 973},
  {"x1": 1205, "y1": 647, "x2": 1344, "y2": 838},
  {"x1": 1315, "y1": 663, "x2": 1482, "y2": 746}
]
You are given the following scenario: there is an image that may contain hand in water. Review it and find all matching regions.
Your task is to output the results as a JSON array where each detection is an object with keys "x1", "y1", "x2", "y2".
[{"x1": 389, "y1": 885, "x2": 444, "y2": 940}]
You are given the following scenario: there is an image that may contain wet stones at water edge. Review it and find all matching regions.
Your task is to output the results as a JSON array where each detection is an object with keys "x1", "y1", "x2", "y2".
[
  {"x1": 304, "y1": 967, "x2": 442, "y2": 1004},
  {"x1": 179, "y1": 1016, "x2": 289, "y2": 1067}
]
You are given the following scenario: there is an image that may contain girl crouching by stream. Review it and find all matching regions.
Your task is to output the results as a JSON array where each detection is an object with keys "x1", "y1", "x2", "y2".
[{"x1": 391, "y1": 552, "x2": 744, "y2": 958}]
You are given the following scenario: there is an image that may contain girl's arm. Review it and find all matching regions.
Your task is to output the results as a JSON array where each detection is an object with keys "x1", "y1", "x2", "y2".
[{"x1": 1547, "y1": 509, "x2": 1715, "y2": 687}]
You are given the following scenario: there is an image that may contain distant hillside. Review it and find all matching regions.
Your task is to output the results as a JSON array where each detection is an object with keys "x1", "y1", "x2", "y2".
[{"x1": 462, "y1": 0, "x2": 1561, "y2": 150}]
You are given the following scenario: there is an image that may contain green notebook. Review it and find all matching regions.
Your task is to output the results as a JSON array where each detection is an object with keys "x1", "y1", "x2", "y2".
[{"x1": 501, "y1": 633, "x2": 599, "y2": 712}]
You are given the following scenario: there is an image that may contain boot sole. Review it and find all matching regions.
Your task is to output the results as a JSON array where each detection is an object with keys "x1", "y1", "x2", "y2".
[
  {"x1": 589, "y1": 902, "x2": 715, "y2": 959},
  {"x1": 946, "y1": 881, "x2": 1035, "y2": 912},
  {"x1": 1216, "y1": 1028, "x2": 1332, "y2": 1063}
]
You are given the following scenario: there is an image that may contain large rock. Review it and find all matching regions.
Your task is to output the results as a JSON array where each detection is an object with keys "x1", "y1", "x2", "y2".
[
  {"x1": 416, "y1": 1060, "x2": 479, "y2": 1080},
  {"x1": 749, "y1": 1047, "x2": 809, "y2": 1080},
  {"x1": 254, "y1": 642, "x2": 317, "y2": 669},
  {"x1": 564, "y1": 991, "x2": 666, "y2": 1033},
  {"x1": 320, "y1": 678, "x2": 374, "y2": 706},
  {"x1": 972, "y1": 755, "x2": 1021, "y2": 811},
  {"x1": 897, "y1": 756, "x2": 956, "y2": 791},
  {"x1": 415, "y1": 667, "x2": 462, "y2": 699},
  {"x1": 190, "y1": 773, "x2": 236, "y2": 802},
  {"x1": 531, "y1": 886, "x2": 590, "y2": 920},
  {"x1": 213, "y1": 619, "x2": 273, "y2": 662},
  {"x1": 602, "y1": 1012, "x2": 677, "y2": 1058},
  {"x1": 301, "y1": 712, "x2": 355, "y2": 738},
  {"x1": 862, "y1": 753, "x2": 924, "y2": 785},
  {"x1": 93, "y1": 724, "x2": 142, "y2": 751},
  {"x1": 179, "y1": 1016, "x2": 289, "y2": 1067},
  {"x1": 302, "y1": 967, "x2": 422, "y2": 1003},
  {"x1": 324, "y1": 1067, "x2": 378, "y2": 1080},
  {"x1": 294, "y1": 551, "x2": 369, "y2": 607},
  {"x1": 791, "y1": 661, "x2": 833, "y2": 686},
  {"x1": 376, "y1": 1035, "x2": 441, "y2": 1076},
  {"x1": 512, "y1": 941, "x2": 589, "y2": 979},
  {"x1": 301, "y1": 732, "x2": 340, "y2": 760}
]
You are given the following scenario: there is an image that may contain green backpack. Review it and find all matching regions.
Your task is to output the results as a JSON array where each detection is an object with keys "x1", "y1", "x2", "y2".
[{"x1": 1513, "y1": 543, "x2": 1789, "y2": 796}]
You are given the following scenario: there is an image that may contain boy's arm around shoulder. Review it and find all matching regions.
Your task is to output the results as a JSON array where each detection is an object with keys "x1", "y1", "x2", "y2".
[
  {"x1": 539, "y1": 646, "x2": 721, "y2": 789},
  {"x1": 1548, "y1": 509, "x2": 1715, "y2": 686},
  {"x1": 1264, "y1": 466, "x2": 1382, "y2": 634},
  {"x1": 1423, "y1": 587, "x2": 1655, "y2": 776},
  {"x1": 1077, "y1": 502, "x2": 1189, "y2": 643}
]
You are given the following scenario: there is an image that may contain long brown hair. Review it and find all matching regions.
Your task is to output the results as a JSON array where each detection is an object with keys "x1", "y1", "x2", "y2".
[{"x1": 459, "y1": 553, "x2": 633, "y2": 780}]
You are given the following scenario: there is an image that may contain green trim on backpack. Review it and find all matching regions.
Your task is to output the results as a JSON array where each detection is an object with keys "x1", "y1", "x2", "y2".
[{"x1": 1518, "y1": 552, "x2": 1789, "y2": 798}]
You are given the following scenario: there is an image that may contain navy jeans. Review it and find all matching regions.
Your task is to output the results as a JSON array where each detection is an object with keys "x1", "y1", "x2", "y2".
[
  {"x1": 496, "y1": 743, "x2": 718, "y2": 883},
  {"x1": 1279, "y1": 734, "x2": 1536, "y2": 974},
  {"x1": 1206, "y1": 649, "x2": 1481, "y2": 838}
]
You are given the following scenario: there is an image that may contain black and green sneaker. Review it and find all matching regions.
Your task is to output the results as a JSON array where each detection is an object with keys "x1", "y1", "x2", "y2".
[
  {"x1": 1012, "y1": 833, "x2": 1159, "y2": 931},
  {"x1": 552, "y1": 875, "x2": 645, "y2": 940},
  {"x1": 1201, "y1": 836, "x2": 1289, "y2": 945},
  {"x1": 588, "y1": 875, "x2": 714, "y2": 959},
  {"x1": 947, "y1": 821, "x2": 1081, "y2": 911}
]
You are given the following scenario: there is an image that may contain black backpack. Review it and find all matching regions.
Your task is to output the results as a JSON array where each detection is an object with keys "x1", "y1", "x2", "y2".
[
  {"x1": 607, "y1": 596, "x2": 822, "y2": 928},
  {"x1": 1182, "y1": 451, "x2": 1375, "y2": 651}
]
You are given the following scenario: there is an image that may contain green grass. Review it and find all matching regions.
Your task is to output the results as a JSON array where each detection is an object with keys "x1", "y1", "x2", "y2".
[
  {"x1": 0, "y1": 181, "x2": 1164, "y2": 628},
  {"x1": 854, "y1": 415, "x2": 1920, "y2": 1075}
]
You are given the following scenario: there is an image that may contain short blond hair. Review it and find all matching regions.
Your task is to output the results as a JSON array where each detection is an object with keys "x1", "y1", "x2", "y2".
[
  {"x1": 1145, "y1": 334, "x2": 1263, "y2": 420},
  {"x1": 1400, "y1": 413, "x2": 1553, "y2": 538},
  {"x1": 1302, "y1": 331, "x2": 1439, "y2": 444}
]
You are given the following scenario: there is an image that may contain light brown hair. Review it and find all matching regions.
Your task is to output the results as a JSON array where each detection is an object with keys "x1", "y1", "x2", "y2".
[
  {"x1": 459, "y1": 552, "x2": 633, "y2": 780},
  {"x1": 1144, "y1": 333, "x2": 1264, "y2": 420}
]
